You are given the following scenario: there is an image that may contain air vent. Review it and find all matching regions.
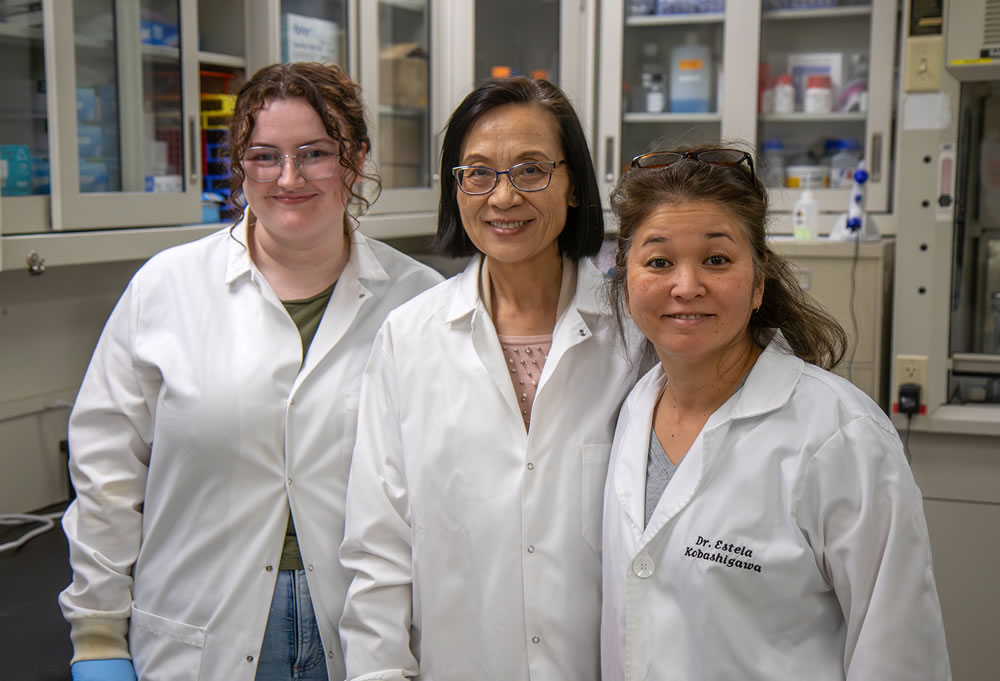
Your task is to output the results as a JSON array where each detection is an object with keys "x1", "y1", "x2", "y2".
[{"x1": 986, "y1": 0, "x2": 1000, "y2": 48}]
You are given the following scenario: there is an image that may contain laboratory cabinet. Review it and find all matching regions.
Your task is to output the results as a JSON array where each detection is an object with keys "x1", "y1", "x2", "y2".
[
  {"x1": 771, "y1": 237, "x2": 894, "y2": 410},
  {"x1": 0, "y1": 0, "x2": 251, "y2": 270},
  {"x1": 596, "y1": 0, "x2": 896, "y2": 218},
  {"x1": 0, "y1": 0, "x2": 594, "y2": 269}
]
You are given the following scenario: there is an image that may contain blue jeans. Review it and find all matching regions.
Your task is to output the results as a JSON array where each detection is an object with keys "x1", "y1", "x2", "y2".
[{"x1": 255, "y1": 570, "x2": 329, "y2": 681}]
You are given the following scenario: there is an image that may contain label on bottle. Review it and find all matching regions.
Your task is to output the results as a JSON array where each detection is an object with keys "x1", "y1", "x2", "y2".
[{"x1": 678, "y1": 59, "x2": 703, "y2": 70}]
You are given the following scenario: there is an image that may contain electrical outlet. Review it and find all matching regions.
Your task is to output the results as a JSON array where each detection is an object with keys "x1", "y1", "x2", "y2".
[{"x1": 894, "y1": 354, "x2": 928, "y2": 413}]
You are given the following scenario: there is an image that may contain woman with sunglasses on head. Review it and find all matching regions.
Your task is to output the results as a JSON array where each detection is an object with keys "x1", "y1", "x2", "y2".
[
  {"x1": 58, "y1": 62, "x2": 442, "y2": 681},
  {"x1": 339, "y1": 77, "x2": 643, "y2": 681},
  {"x1": 601, "y1": 143, "x2": 950, "y2": 681}
]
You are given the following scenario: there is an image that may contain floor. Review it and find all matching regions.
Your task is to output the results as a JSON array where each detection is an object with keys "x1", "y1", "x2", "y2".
[{"x1": 0, "y1": 502, "x2": 73, "y2": 681}]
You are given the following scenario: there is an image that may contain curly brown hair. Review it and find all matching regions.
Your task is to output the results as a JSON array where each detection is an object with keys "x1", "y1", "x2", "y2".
[
  {"x1": 228, "y1": 62, "x2": 379, "y2": 230},
  {"x1": 607, "y1": 141, "x2": 847, "y2": 371}
]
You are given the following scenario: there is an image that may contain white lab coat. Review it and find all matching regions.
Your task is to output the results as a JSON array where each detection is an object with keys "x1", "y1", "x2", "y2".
[
  {"x1": 59, "y1": 220, "x2": 442, "y2": 681},
  {"x1": 340, "y1": 255, "x2": 642, "y2": 681},
  {"x1": 601, "y1": 337, "x2": 951, "y2": 681}
]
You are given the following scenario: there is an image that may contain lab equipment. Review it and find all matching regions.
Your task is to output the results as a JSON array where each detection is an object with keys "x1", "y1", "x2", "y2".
[{"x1": 829, "y1": 160, "x2": 880, "y2": 241}]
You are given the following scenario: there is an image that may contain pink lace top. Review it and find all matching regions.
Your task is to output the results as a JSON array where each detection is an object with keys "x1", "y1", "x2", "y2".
[{"x1": 498, "y1": 334, "x2": 553, "y2": 431}]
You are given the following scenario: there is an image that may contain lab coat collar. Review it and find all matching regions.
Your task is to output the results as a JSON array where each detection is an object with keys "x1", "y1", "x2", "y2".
[
  {"x1": 445, "y1": 252, "x2": 605, "y2": 324},
  {"x1": 615, "y1": 333, "x2": 802, "y2": 538},
  {"x1": 727, "y1": 332, "x2": 803, "y2": 421},
  {"x1": 223, "y1": 216, "x2": 391, "y2": 287}
]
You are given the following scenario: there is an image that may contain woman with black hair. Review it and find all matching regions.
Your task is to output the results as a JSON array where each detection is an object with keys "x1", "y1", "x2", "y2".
[{"x1": 339, "y1": 77, "x2": 642, "y2": 681}]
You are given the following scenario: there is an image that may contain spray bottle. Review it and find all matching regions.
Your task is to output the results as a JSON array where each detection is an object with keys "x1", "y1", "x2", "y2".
[{"x1": 792, "y1": 186, "x2": 818, "y2": 240}]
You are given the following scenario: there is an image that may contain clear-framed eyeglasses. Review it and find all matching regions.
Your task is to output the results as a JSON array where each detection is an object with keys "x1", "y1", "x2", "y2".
[
  {"x1": 242, "y1": 143, "x2": 341, "y2": 183},
  {"x1": 452, "y1": 160, "x2": 568, "y2": 195},
  {"x1": 629, "y1": 148, "x2": 755, "y2": 186}
]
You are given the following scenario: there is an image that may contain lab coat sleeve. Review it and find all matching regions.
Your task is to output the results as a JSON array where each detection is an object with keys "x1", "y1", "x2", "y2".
[
  {"x1": 340, "y1": 323, "x2": 418, "y2": 681},
  {"x1": 795, "y1": 415, "x2": 951, "y2": 681},
  {"x1": 58, "y1": 278, "x2": 155, "y2": 663}
]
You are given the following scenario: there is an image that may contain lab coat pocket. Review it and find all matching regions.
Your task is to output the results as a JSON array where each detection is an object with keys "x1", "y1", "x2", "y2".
[
  {"x1": 129, "y1": 604, "x2": 206, "y2": 681},
  {"x1": 581, "y1": 444, "x2": 613, "y2": 552},
  {"x1": 343, "y1": 391, "x2": 361, "y2": 458}
]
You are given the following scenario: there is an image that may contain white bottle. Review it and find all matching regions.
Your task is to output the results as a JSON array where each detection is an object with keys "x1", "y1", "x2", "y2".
[
  {"x1": 646, "y1": 73, "x2": 666, "y2": 113},
  {"x1": 773, "y1": 73, "x2": 795, "y2": 114},
  {"x1": 638, "y1": 42, "x2": 663, "y2": 112},
  {"x1": 793, "y1": 188, "x2": 818, "y2": 240}
]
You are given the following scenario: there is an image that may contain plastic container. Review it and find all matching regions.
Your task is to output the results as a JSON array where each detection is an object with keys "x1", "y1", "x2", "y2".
[
  {"x1": 646, "y1": 73, "x2": 666, "y2": 113},
  {"x1": 786, "y1": 164, "x2": 828, "y2": 188},
  {"x1": 773, "y1": 73, "x2": 795, "y2": 114},
  {"x1": 760, "y1": 139, "x2": 786, "y2": 188},
  {"x1": 669, "y1": 33, "x2": 711, "y2": 113},
  {"x1": 827, "y1": 138, "x2": 862, "y2": 188},
  {"x1": 792, "y1": 188, "x2": 818, "y2": 240},
  {"x1": 804, "y1": 74, "x2": 833, "y2": 114},
  {"x1": 627, "y1": 0, "x2": 656, "y2": 15}
]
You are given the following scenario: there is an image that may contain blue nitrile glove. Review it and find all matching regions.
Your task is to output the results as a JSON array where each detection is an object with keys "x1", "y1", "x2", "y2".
[{"x1": 71, "y1": 658, "x2": 137, "y2": 681}]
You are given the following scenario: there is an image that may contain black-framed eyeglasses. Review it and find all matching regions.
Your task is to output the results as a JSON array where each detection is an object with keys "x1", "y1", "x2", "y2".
[
  {"x1": 629, "y1": 149, "x2": 755, "y2": 186},
  {"x1": 243, "y1": 143, "x2": 341, "y2": 183},
  {"x1": 452, "y1": 160, "x2": 567, "y2": 195}
]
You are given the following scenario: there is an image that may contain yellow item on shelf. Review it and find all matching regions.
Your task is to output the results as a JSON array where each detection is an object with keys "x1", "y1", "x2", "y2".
[{"x1": 200, "y1": 93, "x2": 237, "y2": 129}]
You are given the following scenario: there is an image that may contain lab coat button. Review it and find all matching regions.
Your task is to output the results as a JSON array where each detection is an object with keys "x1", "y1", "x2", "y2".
[
  {"x1": 307, "y1": 564, "x2": 314, "y2": 571},
  {"x1": 328, "y1": 650, "x2": 334, "y2": 658},
  {"x1": 526, "y1": 462, "x2": 534, "y2": 470},
  {"x1": 527, "y1": 545, "x2": 535, "y2": 553},
  {"x1": 265, "y1": 564, "x2": 273, "y2": 572},
  {"x1": 633, "y1": 553, "x2": 655, "y2": 578},
  {"x1": 246, "y1": 655, "x2": 254, "y2": 663},
  {"x1": 531, "y1": 636, "x2": 540, "y2": 644},
  {"x1": 578, "y1": 328, "x2": 586, "y2": 336}
]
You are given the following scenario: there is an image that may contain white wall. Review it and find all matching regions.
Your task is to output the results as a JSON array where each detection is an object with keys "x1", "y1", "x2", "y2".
[{"x1": 0, "y1": 259, "x2": 143, "y2": 513}]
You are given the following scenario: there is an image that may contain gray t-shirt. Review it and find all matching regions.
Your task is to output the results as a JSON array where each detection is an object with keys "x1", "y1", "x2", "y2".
[{"x1": 644, "y1": 430, "x2": 679, "y2": 528}]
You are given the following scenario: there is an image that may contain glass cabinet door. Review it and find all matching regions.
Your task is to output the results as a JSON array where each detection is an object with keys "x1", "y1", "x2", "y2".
[
  {"x1": 596, "y1": 1, "x2": 730, "y2": 208},
  {"x1": 757, "y1": 0, "x2": 894, "y2": 213},
  {"x1": 475, "y1": 0, "x2": 560, "y2": 85},
  {"x1": 470, "y1": 0, "x2": 594, "y2": 145},
  {"x1": 360, "y1": 0, "x2": 440, "y2": 215},
  {"x1": 46, "y1": 0, "x2": 201, "y2": 230},
  {"x1": 280, "y1": 0, "x2": 348, "y2": 66},
  {"x1": 373, "y1": 0, "x2": 431, "y2": 192},
  {"x1": 0, "y1": 1, "x2": 50, "y2": 233}
]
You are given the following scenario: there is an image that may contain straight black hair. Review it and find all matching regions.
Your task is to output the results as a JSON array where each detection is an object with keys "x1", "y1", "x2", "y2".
[{"x1": 433, "y1": 77, "x2": 604, "y2": 261}]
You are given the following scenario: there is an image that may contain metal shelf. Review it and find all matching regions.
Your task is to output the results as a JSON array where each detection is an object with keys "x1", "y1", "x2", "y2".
[
  {"x1": 623, "y1": 112, "x2": 722, "y2": 123},
  {"x1": 625, "y1": 12, "x2": 725, "y2": 27}
]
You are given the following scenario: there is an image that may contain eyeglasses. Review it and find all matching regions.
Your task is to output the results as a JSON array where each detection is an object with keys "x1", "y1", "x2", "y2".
[
  {"x1": 629, "y1": 149, "x2": 755, "y2": 186},
  {"x1": 242, "y1": 143, "x2": 340, "y2": 183},
  {"x1": 452, "y1": 160, "x2": 567, "y2": 195}
]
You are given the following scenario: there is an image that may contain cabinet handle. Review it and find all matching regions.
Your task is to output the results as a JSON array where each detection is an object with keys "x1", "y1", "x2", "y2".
[
  {"x1": 189, "y1": 116, "x2": 199, "y2": 185},
  {"x1": 869, "y1": 132, "x2": 881, "y2": 182},
  {"x1": 604, "y1": 136, "x2": 615, "y2": 183}
]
